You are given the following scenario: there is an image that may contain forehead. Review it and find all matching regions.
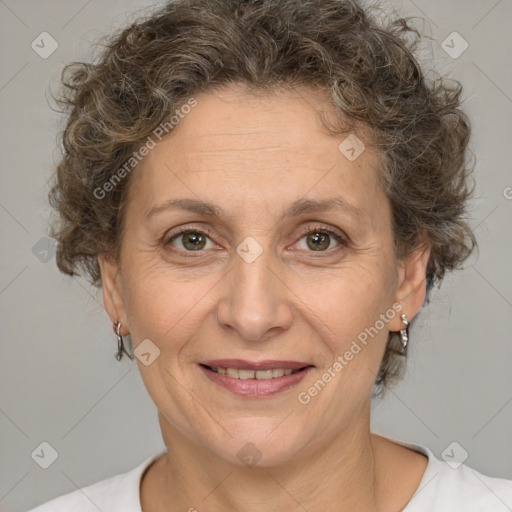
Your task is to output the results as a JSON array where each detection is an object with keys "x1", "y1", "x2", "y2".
[
  {"x1": 168, "y1": 85, "x2": 367, "y2": 169},
  {"x1": 127, "y1": 84, "x2": 385, "y2": 222}
]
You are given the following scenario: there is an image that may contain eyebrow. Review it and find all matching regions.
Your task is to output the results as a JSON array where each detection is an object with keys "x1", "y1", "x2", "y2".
[{"x1": 144, "y1": 196, "x2": 364, "y2": 223}]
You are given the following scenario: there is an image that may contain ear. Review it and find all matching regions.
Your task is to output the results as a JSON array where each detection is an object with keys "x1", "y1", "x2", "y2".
[
  {"x1": 388, "y1": 241, "x2": 431, "y2": 332},
  {"x1": 98, "y1": 253, "x2": 129, "y2": 335}
]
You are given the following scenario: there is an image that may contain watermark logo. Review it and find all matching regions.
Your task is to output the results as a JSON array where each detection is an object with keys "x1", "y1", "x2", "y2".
[
  {"x1": 236, "y1": 237, "x2": 263, "y2": 264},
  {"x1": 31, "y1": 236, "x2": 57, "y2": 263},
  {"x1": 338, "y1": 134, "x2": 365, "y2": 161},
  {"x1": 441, "y1": 441, "x2": 468, "y2": 469},
  {"x1": 134, "y1": 339, "x2": 161, "y2": 366},
  {"x1": 31, "y1": 32, "x2": 58, "y2": 59},
  {"x1": 31, "y1": 441, "x2": 59, "y2": 469},
  {"x1": 236, "y1": 442, "x2": 262, "y2": 467},
  {"x1": 441, "y1": 32, "x2": 468, "y2": 60}
]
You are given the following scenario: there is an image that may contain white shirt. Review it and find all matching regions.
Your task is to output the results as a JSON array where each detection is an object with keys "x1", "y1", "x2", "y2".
[{"x1": 27, "y1": 438, "x2": 512, "y2": 511}]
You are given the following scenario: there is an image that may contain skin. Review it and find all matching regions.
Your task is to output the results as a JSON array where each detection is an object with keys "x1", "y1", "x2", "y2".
[{"x1": 99, "y1": 83, "x2": 430, "y2": 512}]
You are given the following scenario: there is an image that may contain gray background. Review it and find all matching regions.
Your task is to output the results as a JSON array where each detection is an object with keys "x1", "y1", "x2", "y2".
[{"x1": 0, "y1": 0, "x2": 511, "y2": 510}]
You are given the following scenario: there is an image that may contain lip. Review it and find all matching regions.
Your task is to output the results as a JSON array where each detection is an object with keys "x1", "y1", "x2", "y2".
[
  {"x1": 199, "y1": 359, "x2": 314, "y2": 398},
  {"x1": 200, "y1": 359, "x2": 311, "y2": 371}
]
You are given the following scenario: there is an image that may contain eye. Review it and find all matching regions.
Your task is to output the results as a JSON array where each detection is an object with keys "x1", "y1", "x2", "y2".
[
  {"x1": 164, "y1": 224, "x2": 347, "y2": 257},
  {"x1": 294, "y1": 225, "x2": 346, "y2": 253},
  {"x1": 165, "y1": 227, "x2": 216, "y2": 253}
]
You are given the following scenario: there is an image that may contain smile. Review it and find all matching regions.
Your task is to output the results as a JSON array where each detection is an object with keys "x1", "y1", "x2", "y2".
[
  {"x1": 205, "y1": 366, "x2": 298, "y2": 379},
  {"x1": 199, "y1": 359, "x2": 314, "y2": 397}
]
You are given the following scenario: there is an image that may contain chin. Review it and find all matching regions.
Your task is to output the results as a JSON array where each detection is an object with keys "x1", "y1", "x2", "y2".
[{"x1": 204, "y1": 418, "x2": 313, "y2": 468}]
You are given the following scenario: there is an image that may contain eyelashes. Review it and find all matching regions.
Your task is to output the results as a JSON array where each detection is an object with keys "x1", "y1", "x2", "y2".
[
  {"x1": 165, "y1": 226, "x2": 217, "y2": 255},
  {"x1": 292, "y1": 225, "x2": 347, "y2": 253},
  {"x1": 163, "y1": 223, "x2": 348, "y2": 258}
]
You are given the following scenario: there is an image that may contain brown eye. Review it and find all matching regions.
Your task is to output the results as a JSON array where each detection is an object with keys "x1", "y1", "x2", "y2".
[
  {"x1": 182, "y1": 232, "x2": 207, "y2": 251},
  {"x1": 167, "y1": 230, "x2": 213, "y2": 252},
  {"x1": 295, "y1": 227, "x2": 345, "y2": 253},
  {"x1": 305, "y1": 232, "x2": 331, "y2": 251}
]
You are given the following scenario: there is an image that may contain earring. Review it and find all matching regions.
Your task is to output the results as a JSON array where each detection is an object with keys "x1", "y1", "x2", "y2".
[
  {"x1": 113, "y1": 320, "x2": 133, "y2": 361},
  {"x1": 399, "y1": 314, "x2": 409, "y2": 354}
]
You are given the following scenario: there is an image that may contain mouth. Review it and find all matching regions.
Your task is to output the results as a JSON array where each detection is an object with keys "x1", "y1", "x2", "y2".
[{"x1": 198, "y1": 359, "x2": 314, "y2": 397}]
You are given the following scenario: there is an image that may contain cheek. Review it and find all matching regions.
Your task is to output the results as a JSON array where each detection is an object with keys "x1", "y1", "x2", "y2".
[
  {"x1": 305, "y1": 259, "x2": 397, "y2": 383},
  {"x1": 121, "y1": 259, "x2": 220, "y2": 352},
  {"x1": 309, "y1": 261, "x2": 395, "y2": 336}
]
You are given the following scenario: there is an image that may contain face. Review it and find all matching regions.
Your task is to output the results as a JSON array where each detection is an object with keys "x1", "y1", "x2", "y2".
[{"x1": 100, "y1": 84, "x2": 429, "y2": 467}]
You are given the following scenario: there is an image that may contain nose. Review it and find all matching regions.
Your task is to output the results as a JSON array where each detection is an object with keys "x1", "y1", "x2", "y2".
[{"x1": 216, "y1": 243, "x2": 293, "y2": 342}]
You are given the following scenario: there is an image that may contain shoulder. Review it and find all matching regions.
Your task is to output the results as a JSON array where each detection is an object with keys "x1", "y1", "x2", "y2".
[
  {"x1": 407, "y1": 458, "x2": 512, "y2": 511},
  {"x1": 27, "y1": 452, "x2": 163, "y2": 512},
  {"x1": 396, "y1": 439, "x2": 512, "y2": 512}
]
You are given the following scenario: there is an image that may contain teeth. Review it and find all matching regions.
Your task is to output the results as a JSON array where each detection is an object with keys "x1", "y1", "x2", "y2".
[
  {"x1": 226, "y1": 368, "x2": 239, "y2": 378},
  {"x1": 255, "y1": 369, "x2": 273, "y2": 380},
  {"x1": 210, "y1": 366, "x2": 300, "y2": 379}
]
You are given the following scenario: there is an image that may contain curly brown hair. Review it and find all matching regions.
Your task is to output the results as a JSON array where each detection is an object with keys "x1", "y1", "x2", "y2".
[{"x1": 49, "y1": 0, "x2": 476, "y2": 393}]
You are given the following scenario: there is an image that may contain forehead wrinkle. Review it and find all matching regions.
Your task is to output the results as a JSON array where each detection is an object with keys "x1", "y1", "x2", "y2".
[
  {"x1": 184, "y1": 139, "x2": 326, "y2": 153},
  {"x1": 187, "y1": 146, "x2": 287, "y2": 155},
  {"x1": 192, "y1": 129, "x2": 273, "y2": 138},
  {"x1": 184, "y1": 163, "x2": 332, "y2": 173},
  {"x1": 179, "y1": 150, "x2": 334, "y2": 175}
]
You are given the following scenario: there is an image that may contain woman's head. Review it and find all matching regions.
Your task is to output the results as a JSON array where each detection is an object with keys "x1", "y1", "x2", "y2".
[{"x1": 49, "y1": 0, "x2": 475, "y2": 463}]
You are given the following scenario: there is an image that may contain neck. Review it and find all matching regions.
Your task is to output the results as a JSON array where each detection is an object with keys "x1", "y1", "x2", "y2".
[{"x1": 142, "y1": 403, "x2": 392, "y2": 512}]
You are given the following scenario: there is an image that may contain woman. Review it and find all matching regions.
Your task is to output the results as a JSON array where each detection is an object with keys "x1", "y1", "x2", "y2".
[{"x1": 28, "y1": 0, "x2": 512, "y2": 510}]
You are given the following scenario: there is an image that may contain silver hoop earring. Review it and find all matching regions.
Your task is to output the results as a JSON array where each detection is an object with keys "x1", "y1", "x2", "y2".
[
  {"x1": 399, "y1": 314, "x2": 409, "y2": 354},
  {"x1": 113, "y1": 320, "x2": 133, "y2": 361}
]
